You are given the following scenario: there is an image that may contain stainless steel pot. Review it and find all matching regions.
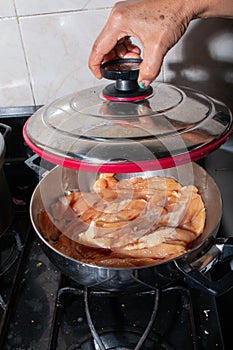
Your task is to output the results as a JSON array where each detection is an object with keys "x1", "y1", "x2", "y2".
[
  {"x1": 0, "y1": 123, "x2": 13, "y2": 236},
  {"x1": 30, "y1": 162, "x2": 233, "y2": 295}
]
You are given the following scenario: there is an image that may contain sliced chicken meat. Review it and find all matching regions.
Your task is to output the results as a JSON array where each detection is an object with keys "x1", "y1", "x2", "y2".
[{"x1": 38, "y1": 173, "x2": 206, "y2": 267}]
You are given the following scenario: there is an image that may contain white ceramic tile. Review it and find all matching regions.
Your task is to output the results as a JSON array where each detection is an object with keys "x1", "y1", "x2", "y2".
[
  {"x1": 0, "y1": 18, "x2": 34, "y2": 107},
  {"x1": 164, "y1": 18, "x2": 233, "y2": 110},
  {"x1": 19, "y1": 9, "x2": 113, "y2": 105},
  {"x1": 0, "y1": 0, "x2": 15, "y2": 18},
  {"x1": 15, "y1": 0, "x2": 117, "y2": 16}
]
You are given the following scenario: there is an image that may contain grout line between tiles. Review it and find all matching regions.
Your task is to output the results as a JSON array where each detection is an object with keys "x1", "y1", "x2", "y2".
[
  {"x1": 0, "y1": 6, "x2": 112, "y2": 21},
  {"x1": 13, "y1": 0, "x2": 36, "y2": 105}
]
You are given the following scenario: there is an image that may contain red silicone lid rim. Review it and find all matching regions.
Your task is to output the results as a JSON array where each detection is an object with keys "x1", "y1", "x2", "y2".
[
  {"x1": 23, "y1": 120, "x2": 233, "y2": 173},
  {"x1": 102, "y1": 92, "x2": 152, "y2": 102}
]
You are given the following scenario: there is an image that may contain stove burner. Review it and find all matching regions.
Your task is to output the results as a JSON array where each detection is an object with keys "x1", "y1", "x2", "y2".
[
  {"x1": 66, "y1": 330, "x2": 174, "y2": 350},
  {"x1": 0, "y1": 230, "x2": 22, "y2": 279},
  {"x1": 84, "y1": 288, "x2": 159, "y2": 350},
  {"x1": 59, "y1": 287, "x2": 173, "y2": 350},
  {"x1": 0, "y1": 230, "x2": 22, "y2": 311}
]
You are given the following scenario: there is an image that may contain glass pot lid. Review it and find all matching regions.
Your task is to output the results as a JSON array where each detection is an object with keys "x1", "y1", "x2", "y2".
[{"x1": 23, "y1": 59, "x2": 233, "y2": 173}]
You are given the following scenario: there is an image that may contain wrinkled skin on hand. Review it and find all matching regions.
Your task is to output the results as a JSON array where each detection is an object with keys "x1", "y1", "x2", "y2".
[
  {"x1": 88, "y1": 0, "x2": 195, "y2": 86},
  {"x1": 88, "y1": 0, "x2": 233, "y2": 86}
]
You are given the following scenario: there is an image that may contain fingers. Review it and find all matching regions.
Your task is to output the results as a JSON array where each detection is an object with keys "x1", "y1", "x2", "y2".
[
  {"x1": 115, "y1": 37, "x2": 141, "y2": 58},
  {"x1": 123, "y1": 37, "x2": 141, "y2": 55},
  {"x1": 115, "y1": 42, "x2": 129, "y2": 58},
  {"x1": 89, "y1": 34, "x2": 141, "y2": 79},
  {"x1": 88, "y1": 14, "x2": 121, "y2": 78},
  {"x1": 138, "y1": 43, "x2": 165, "y2": 87},
  {"x1": 89, "y1": 28, "x2": 167, "y2": 87},
  {"x1": 88, "y1": 36, "x2": 119, "y2": 79}
]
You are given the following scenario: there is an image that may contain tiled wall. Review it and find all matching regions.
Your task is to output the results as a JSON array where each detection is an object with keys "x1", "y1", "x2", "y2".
[{"x1": 0, "y1": 0, "x2": 232, "y2": 110}]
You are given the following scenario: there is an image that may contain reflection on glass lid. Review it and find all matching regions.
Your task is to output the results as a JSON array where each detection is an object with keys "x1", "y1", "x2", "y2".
[{"x1": 23, "y1": 82, "x2": 232, "y2": 172}]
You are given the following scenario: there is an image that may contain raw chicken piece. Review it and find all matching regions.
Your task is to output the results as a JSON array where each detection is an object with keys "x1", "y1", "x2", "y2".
[
  {"x1": 93, "y1": 173, "x2": 118, "y2": 201},
  {"x1": 67, "y1": 191, "x2": 101, "y2": 216},
  {"x1": 77, "y1": 203, "x2": 164, "y2": 249},
  {"x1": 117, "y1": 175, "x2": 181, "y2": 192},
  {"x1": 112, "y1": 227, "x2": 194, "y2": 259},
  {"x1": 114, "y1": 242, "x2": 187, "y2": 259},
  {"x1": 96, "y1": 199, "x2": 147, "y2": 224},
  {"x1": 93, "y1": 174, "x2": 181, "y2": 202},
  {"x1": 161, "y1": 185, "x2": 205, "y2": 235}
]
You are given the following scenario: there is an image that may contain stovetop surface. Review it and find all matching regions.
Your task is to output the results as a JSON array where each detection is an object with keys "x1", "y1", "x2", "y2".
[{"x1": 0, "y1": 107, "x2": 233, "y2": 350}]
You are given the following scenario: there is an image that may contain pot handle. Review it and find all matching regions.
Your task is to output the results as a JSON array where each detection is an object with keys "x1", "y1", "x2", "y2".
[
  {"x1": 176, "y1": 237, "x2": 233, "y2": 296},
  {"x1": 24, "y1": 153, "x2": 54, "y2": 179},
  {"x1": 0, "y1": 123, "x2": 12, "y2": 139}
]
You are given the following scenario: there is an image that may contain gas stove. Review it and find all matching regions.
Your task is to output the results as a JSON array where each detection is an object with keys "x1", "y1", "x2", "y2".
[{"x1": 0, "y1": 106, "x2": 232, "y2": 350}]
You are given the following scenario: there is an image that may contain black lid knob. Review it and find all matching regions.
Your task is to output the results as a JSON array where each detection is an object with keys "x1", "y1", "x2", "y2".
[
  {"x1": 101, "y1": 58, "x2": 153, "y2": 101},
  {"x1": 101, "y1": 58, "x2": 142, "y2": 90}
]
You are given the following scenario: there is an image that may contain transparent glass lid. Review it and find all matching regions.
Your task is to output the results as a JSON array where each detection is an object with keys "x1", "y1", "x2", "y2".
[{"x1": 23, "y1": 81, "x2": 232, "y2": 173}]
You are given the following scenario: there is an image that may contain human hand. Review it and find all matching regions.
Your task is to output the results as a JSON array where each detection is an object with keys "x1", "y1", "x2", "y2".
[
  {"x1": 88, "y1": 0, "x2": 196, "y2": 87},
  {"x1": 96, "y1": 35, "x2": 142, "y2": 65}
]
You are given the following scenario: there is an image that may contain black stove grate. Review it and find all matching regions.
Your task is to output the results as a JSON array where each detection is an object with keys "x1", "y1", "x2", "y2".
[{"x1": 45, "y1": 275, "x2": 224, "y2": 350}]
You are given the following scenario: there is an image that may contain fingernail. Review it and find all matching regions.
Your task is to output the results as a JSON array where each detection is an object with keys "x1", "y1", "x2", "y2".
[
  {"x1": 138, "y1": 80, "x2": 150, "y2": 89},
  {"x1": 138, "y1": 82, "x2": 144, "y2": 89}
]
